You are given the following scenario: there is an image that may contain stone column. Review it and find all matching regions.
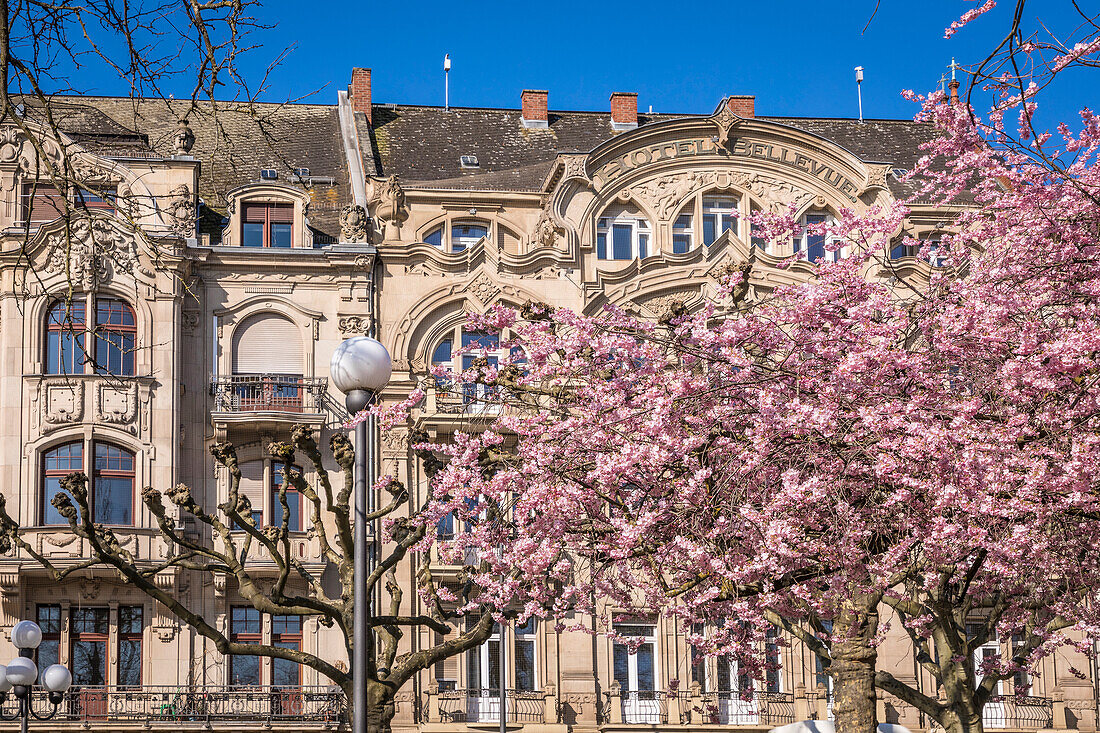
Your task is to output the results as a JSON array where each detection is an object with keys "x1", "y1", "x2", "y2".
[
  {"x1": 608, "y1": 681, "x2": 623, "y2": 724},
  {"x1": 794, "y1": 684, "x2": 810, "y2": 721},
  {"x1": 543, "y1": 683, "x2": 558, "y2": 723}
]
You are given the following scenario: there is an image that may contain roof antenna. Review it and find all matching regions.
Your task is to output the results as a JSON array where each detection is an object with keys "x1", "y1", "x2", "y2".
[
  {"x1": 854, "y1": 66, "x2": 864, "y2": 123},
  {"x1": 444, "y1": 54, "x2": 451, "y2": 111}
]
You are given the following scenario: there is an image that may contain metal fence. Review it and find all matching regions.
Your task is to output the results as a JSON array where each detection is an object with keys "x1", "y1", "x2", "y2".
[
  {"x1": 212, "y1": 374, "x2": 328, "y2": 413},
  {"x1": 437, "y1": 688, "x2": 546, "y2": 723},
  {"x1": 693, "y1": 691, "x2": 795, "y2": 727},
  {"x1": 983, "y1": 695, "x2": 1053, "y2": 729},
  {"x1": 0, "y1": 685, "x2": 346, "y2": 724}
]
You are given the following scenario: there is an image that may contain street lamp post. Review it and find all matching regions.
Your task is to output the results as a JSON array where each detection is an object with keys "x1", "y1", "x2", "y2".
[
  {"x1": 331, "y1": 336, "x2": 392, "y2": 733},
  {"x1": 0, "y1": 620, "x2": 73, "y2": 733}
]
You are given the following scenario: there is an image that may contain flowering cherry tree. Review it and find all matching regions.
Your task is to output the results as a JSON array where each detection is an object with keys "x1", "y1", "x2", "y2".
[{"x1": 400, "y1": 7, "x2": 1100, "y2": 733}]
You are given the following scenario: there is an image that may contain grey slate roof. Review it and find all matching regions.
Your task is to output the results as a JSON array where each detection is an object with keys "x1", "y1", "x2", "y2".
[
  {"x1": 370, "y1": 103, "x2": 938, "y2": 197},
  {"x1": 45, "y1": 96, "x2": 353, "y2": 242}
]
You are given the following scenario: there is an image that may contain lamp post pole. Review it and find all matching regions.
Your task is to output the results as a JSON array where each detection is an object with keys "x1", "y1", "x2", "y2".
[{"x1": 331, "y1": 336, "x2": 392, "y2": 733}]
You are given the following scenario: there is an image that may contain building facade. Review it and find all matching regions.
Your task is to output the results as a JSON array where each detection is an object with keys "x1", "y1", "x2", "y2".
[{"x1": 0, "y1": 69, "x2": 1093, "y2": 731}]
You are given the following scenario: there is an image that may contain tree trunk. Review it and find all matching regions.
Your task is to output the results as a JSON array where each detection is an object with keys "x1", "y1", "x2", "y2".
[
  {"x1": 830, "y1": 596, "x2": 880, "y2": 733},
  {"x1": 343, "y1": 678, "x2": 397, "y2": 733},
  {"x1": 936, "y1": 663, "x2": 985, "y2": 733}
]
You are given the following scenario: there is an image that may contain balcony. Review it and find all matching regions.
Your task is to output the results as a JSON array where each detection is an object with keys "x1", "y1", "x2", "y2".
[
  {"x1": 210, "y1": 374, "x2": 330, "y2": 437},
  {"x1": 423, "y1": 686, "x2": 562, "y2": 731},
  {"x1": 983, "y1": 695, "x2": 1053, "y2": 729},
  {"x1": 0, "y1": 685, "x2": 345, "y2": 729},
  {"x1": 602, "y1": 687, "x2": 796, "y2": 728}
]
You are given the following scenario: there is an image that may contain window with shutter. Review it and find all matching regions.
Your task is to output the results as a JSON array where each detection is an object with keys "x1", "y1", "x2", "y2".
[
  {"x1": 20, "y1": 183, "x2": 67, "y2": 225},
  {"x1": 234, "y1": 460, "x2": 265, "y2": 528},
  {"x1": 232, "y1": 314, "x2": 303, "y2": 375},
  {"x1": 242, "y1": 202, "x2": 294, "y2": 247}
]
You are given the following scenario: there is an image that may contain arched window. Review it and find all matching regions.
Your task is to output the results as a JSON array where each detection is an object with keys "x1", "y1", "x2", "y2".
[
  {"x1": 41, "y1": 441, "x2": 134, "y2": 525},
  {"x1": 42, "y1": 441, "x2": 83, "y2": 525},
  {"x1": 673, "y1": 208, "x2": 694, "y2": 254},
  {"x1": 793, "y1": 212, "x2": 842, "y2": 263},
  {"x1": 45, "y1": 296, "x2": 137, "y2": 376},
  {"x1": 231, "y1": 313, "x2": 304, "y2": 410},
  {"x1": 429, "y1": 325, "x2": 515, "y2": 409},
  {"x1": 597, "y1": 205, "x2": 651, "y2": 261},
  {"x1": 45, "y1": 301, "x2": 85, "y2": 375},
  {"x1": 423, "y1": 219, "x2": 490, "y2": 253},
  {"x1": 94, "y1": 298, "x2": 136, "y2": 376}
]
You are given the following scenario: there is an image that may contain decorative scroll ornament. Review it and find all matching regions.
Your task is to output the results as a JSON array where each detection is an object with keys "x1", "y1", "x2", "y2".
[
  {"x1": 372, "y1": 175, "x2": 408, "y2": 239},
  {"x1": 340, "y1": 204, "x2": 370, "y2": 242},
  {"x1": 338, "y1": 315, "x2": 368, "y2": 334},
  {"x1": 533, "y1": 210, "x2": 560, "y2": 247},
  {"x1": 173, "y1": 119, "x2": 195, "y2": 155},
  {"x1": 711, "y1": 101, "x2": 745, "y2": 148},
  {"x1": 167, "y1": 184, "x2": 196, "y2": 238},
  {"x1": 44, "y1": 218, "x2": 145, "y2": 288}
]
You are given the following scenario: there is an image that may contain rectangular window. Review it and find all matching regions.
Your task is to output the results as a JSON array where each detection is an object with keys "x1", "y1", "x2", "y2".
[
  {"x1": 514, "y1": 618, "x2": 536, "y2": 691},
  {"x1": 271, "y1": 462, "x2": 302, "y2": 533},
  {"x1": 230, "y1": 606, "x2": 262, "y2": 686},
  {"x1": 94, "y1": 299, "x2": 136, "y2": 377},
  {"x1": 118, "y1": 606, "x2": 143, "y2": 686},
  {"x1": 75, "y1": 187, "x2": 116, "y2": 213},
  {"x1": 71, "y1": 607, "x2": 109, "y2": 686},
  {"x1": 272, "y1": 615, "x2": 302, "y2": 687},
  {"x1": 612, "y1": 224, "x2": 633, "y2": 260},
  {"x1": 20, "y1": 183, "x2": 66, "y2": 224},
  {"x1": 804, "y1": 214, "x2": 827, "y2": 262},
  {"x1": 242, "y1": 203, "x2": 294, "y2": 248},
  {"x1": 673, "y1": 215, "x2": 693, "y2": 254},
  {"x1": 36, "y1": 605, "x2": 61, "y2": 670},
  {"x1": 703, "y1": 198, "x2": 738, "y2": 246}
]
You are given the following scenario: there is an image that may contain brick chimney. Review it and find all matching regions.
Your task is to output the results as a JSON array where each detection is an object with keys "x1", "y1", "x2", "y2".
[
  {"x1": 726, "y1": 95, "x2": 755, "y2": 119},
  {"x1": 610, "y1": 92, "x2": 638, "y2": 130},
  {"x1": 349, "y1": 68, "x2": 372, "y2": 123},
  {"x1": 521, "y1": 90, "x2": 548, "y2": 128}
]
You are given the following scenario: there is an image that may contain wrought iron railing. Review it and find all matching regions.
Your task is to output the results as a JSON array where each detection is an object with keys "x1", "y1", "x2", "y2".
[
  {"x1": 619, "y1": 690, "x2": 671, "y2": 725},
  {"x1": 212, "y1": 374, "x2": 328, "y2": 413},
  {"x1": 983, "y1": 695, "x2": 1053, "y2": 729},
  {"x1": 437, "y1": 688, "x2": 546, "y2": 723},
  {"x1": 691, "y1": 691, "x2": 795, "y2": 727},
  {"x1": 0, "y1": 685, "x2": 345, "y2": 724}
]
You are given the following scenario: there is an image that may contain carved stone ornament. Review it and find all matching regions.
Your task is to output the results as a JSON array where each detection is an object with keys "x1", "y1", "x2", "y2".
[
  {"x1": 338, "y1": 315, "x2": 368, "y2": 334},
  {"x1": 372, "y1": 175, "x2": 408, "y2": 239},
  {"x1": 638, "y1": 291, "x2": 696, "y2": 317},
  {"x1": 173, "y1": 119, "x2": 195, "y2": 155},
  {"x1": 42, "y1": 380, "x2": 85, "y2": 427},
  {"x1": 864, "y1": 163, "x2": 891, "y2": 193},
  {"x1": 78, "y1": 576, "x2": 101, "y2": 601},
  {"x1": 741, "y1": 172, "x2": 815, "y2": 215},
  {"x1": 181, "y1": 311, "x2": 200, "y2": 334},
  {"x1": 533, "y1": 210, "x2": 560, "y2": 248},
  {"x1": 466, "y1": 273, "x2": 500, "y2": 304},
  {"x1": 711, "y1": 101, "x2": 745, "y2": 148},
  {"x1": 43, "y1": 218, "x2": 146, "y2": 288},
  {"x1": 167, "y1": 183, "x2": 196, "y2": 238},
  {"x1": 96, "y1": 382, "x2": 138, "y2": 427},
  {"x1": 340, "y1": 204, "x2": 370, "y2": 242},
  {"x1": 561, "y1": 154, "x2": 587, "y2": 181},
  {"x1": 631, "y1": 171, "x2": 718, "y2": 221},
  {"x1": 0, "y1": 125, "x2": 63, "y2": 171}
]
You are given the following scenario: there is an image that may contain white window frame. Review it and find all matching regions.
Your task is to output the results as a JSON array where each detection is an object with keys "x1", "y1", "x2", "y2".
[
  {"x1": 597, "y1": 216, "x2": 651, "y2": 261},
  {"x1": 423, "y1": 219, "x2": 491, "y2": 253},
  {"x1": 701, "y1": 196, "x2": 739, "y2": 246},
  {"x1": 672, "y1": 212, "x2": 694, "y2": 254},
  {"x1": 793, "y1": 212, "x2": 843, "y2": 263},
  {"x1": 612, "y1": 623, "x2": 660, "y2": 724}
]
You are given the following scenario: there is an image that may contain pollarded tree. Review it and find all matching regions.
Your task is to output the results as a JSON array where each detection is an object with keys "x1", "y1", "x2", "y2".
[{"x1": 0, "y1": 424, "x2": 514, "y2": 733}]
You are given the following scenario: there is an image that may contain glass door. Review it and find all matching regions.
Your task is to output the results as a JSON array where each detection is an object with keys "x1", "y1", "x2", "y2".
[
  {"x1": 613, "y1": 624, "x2": 660, "y2": 724},
  {"x1": 466, "y1": 623, "x2": 502, "y2": 722}
]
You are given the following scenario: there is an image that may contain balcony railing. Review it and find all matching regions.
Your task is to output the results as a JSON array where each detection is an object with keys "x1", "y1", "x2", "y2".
[
  {"x1": 984, "y1": 695, "x2": 1053, "y2": 729},
  {"x1": 436, "y1": 688, "x2": 547, "y2": 724},
  {"x1": 212, "y1": 374, "x2": 328, "y2": 413},
  {"x1": 694, "y1": 691, "x2": 796, "y2": 727},
  {"x1": 0, "y1": 685, "x2": 345, "y2": 724}
]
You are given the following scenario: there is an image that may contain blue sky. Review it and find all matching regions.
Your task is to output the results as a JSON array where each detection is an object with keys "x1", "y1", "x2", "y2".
[{"x1": 88, "y1": 1, "x2": 1096, "y2": 127}]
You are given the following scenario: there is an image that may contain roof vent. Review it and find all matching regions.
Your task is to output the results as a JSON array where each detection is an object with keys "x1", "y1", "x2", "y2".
[
  {"x1": 460, "y1": 155, "x2": 479, "y2": 169},
  {"x1": 260, "y1": 168, "x2": 278, "y2": 180}
]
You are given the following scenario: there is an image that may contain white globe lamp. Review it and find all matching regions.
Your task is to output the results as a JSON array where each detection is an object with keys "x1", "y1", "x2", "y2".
[
  {"x1": 5, "y1": 657, "x2": 37, "y2": 687},
  {"x1": 10, "y1": 621, "x2": 41, "y2": 651},
  {"x1": 41, "y1": 664, "x2": 72, "y2": 693}
]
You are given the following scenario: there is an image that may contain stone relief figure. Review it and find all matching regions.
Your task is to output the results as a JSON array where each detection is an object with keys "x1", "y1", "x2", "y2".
[
  {"x1": 173, "y1": 119, "x2": 195, "y2": 155},
  {"x1": 372, "y1": 174, "x2": 408, "y2": 240},
  {"x1": 339, "y1": 204, "x2": 370, "y2": 242},
  {"x1": 167, "y1": 184, "x2": 196, "y2": 238},
  {"x1": 44, "y1": 217, "x2": 146, "y2": 288},
  {"x1": 533, "y1": 210, "x2": 560, "y2": 248}
]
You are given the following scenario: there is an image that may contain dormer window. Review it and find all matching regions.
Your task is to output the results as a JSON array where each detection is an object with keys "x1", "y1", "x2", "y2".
[{"x1": 242, "y1": 202, "x2": 293, "y2": 248}]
